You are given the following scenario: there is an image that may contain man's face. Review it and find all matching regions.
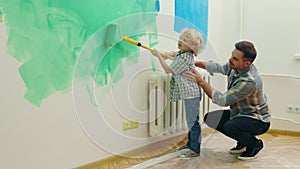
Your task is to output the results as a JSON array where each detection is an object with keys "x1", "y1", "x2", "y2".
[{"x1": 229, "y1": 49, "x2": 250, "y2": 73}]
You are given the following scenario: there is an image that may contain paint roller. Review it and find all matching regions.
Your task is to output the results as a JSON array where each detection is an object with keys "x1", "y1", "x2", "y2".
[
  {"x1": 105, "y1": 23, "x2": 121, "y2": 47},
  {"x1": 122, "y1": 36, "x2": 174, "y2": 60},
  {"x1": 104, "y1": 23, "x2": 174, "y2": 60}
]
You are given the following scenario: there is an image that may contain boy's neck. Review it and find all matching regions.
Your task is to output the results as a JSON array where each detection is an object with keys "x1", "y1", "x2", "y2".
[{"x1": 179, "y1": 50, "x2": 193, "y2": 53}]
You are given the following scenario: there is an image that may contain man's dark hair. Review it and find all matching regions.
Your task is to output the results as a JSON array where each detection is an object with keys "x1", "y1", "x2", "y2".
[{"x1": 235, "y1": 41, "x2": 257, "y2": 62}]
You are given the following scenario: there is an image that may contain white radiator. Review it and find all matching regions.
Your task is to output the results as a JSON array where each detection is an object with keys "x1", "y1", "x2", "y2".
[{"x1": 149, "y1": 70, "x2": 210, "y2": 137}]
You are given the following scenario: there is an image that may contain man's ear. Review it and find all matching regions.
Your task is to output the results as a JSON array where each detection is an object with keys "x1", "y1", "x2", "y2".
[{"x1": 244, "y1": 60, "x2": 251, "y2": 67}]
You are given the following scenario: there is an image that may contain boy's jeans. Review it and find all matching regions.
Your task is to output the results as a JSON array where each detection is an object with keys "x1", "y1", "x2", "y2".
[{"x1": 184, "y1": 97, "x2": 201, "y2": 153}]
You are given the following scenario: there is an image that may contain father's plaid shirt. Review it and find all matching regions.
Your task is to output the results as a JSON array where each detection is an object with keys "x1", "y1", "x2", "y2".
[
  {"x1": 169, "y1": 50, "x2": 201, "y2": 101},
  {"x1": 206, "y1": 61, "x2": 270, "y2": 123}
]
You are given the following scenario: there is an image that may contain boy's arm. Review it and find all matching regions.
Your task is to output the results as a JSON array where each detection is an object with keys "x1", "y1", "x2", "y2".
[
  {"x1": 165, "y1": 51, "x2": 176, "y2": 57},
  {"x1": 159, "y1": 51, "x2": 175, "y2": 60},
  {"x1": 152, "y1": 48, "x2": 172, "y2": 74}
]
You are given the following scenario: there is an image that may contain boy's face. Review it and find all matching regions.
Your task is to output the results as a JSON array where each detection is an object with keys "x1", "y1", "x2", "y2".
[{"x1": 178, "y1": 37, "x2": 192, "y2": 52}]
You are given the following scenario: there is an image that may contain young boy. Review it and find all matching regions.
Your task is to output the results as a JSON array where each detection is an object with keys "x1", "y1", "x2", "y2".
[{"x1": 151, "y1": 28, "x2": 204, "y2": 158}]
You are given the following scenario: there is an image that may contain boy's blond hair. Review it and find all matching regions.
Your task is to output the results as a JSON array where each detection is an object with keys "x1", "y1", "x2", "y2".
[{"x1": 179, "y1": 28, "x2": 204, "y2": 56}]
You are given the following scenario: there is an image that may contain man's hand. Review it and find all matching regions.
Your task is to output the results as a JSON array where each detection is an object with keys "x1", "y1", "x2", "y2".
[
  {"x1": 185, "y1": 66, "x2": 204, "y2": 84},
  {"x1": 186, "y1": 66, "x2": 213, "y2": 98}
]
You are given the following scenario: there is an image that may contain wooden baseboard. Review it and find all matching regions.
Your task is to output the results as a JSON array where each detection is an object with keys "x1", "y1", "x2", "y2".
[{"x1": 267, "y1": 129, "x2": 300, "y2": 136}]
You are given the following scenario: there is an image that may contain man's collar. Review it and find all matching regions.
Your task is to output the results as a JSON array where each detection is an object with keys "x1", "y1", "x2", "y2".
[{"x1": 234, "y1": 64, "x2": 253, "y2": 77}]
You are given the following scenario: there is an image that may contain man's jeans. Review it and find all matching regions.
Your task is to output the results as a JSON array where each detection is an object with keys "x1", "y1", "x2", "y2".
[{"x1": 204, "y1": 109, "x2": 270, "y2": 148}]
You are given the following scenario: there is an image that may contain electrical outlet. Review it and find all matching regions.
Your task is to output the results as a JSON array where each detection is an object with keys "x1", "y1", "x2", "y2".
[
  {"x1": 294, "y1": 105, "x2": 300, "y2": 113},
  {"x1": 123, "y1": 120, "x2": 139, "y2": 131},
  {"x1": 287, "y1": 105, "x2": 300, "y2": 113},
  {"x1": 287, "y1": 105, "x2": 293, "y2": 113}
]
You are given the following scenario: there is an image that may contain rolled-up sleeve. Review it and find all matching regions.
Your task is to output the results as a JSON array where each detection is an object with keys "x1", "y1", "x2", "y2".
[
  {"x1": 212, "y1": 80, "x2": 255, "y2": 107},
  {"x1": 212, "y1": 89, "x2": 227, "y2": 106},
  {"x1": 206, "y1": 60, "x2": 228, "y2": 76}
]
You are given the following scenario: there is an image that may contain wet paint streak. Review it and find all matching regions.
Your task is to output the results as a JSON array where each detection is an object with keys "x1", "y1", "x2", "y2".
[
  {"x1": 174, "y1": 0, "x2": 208, "y2": 44},
  {"x1": 155, "y1": 0, "x2": 160, "y2": 12},
  {"x1": 0, "y1": 7, "x2": 3, "y2": 22},
  {"x1": 0, "y1": 0, "x2": 159, "y2": 106}
]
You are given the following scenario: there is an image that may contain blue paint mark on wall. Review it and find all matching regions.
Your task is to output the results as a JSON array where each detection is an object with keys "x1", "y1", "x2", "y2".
[
  {"x1": 174, "y1": 0, "x2": 208, "y2": 44},
  {"x1": 155, "y1": 0, "x2": 160, "y2": 12}
]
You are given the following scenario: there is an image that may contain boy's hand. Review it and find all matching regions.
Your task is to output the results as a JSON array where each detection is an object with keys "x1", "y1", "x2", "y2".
[
  {"x1": 162, "y1": 51, "x2": 175, "y2": 60},
  {"x1": 151, "y1": 48, "x2": 161, "y2": 58},
  {"x1": 151, "y1": 48, "x2": 174, "y2": 60}
]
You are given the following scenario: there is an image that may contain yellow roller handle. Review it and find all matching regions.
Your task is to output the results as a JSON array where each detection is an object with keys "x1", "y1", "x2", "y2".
[{"x1": 122, "y1": 36, "x2": 174, "y2": 60}]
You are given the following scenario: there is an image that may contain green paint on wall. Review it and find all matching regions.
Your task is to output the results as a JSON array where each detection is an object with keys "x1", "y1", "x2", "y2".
[
  {"x1": 0, "y1": 0, "x2": 159, "y2": 106},
  {"x1": 0, "y1": 7, "x2": 3, "y2": 21}
]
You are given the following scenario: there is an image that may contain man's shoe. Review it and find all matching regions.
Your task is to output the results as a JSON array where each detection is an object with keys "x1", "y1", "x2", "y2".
[
  {"x1": 229, "y1": 144, "x2": 246, "y2": 154},
  {"x1": 179, "y1": 149, "x2": 200, "y2": 159},
  {"x1": 176, "y1": 145, "x2": 189, "y2": 152},
  {"x1": 238, "y1": 139, "x2": 264, "y2": 160}
]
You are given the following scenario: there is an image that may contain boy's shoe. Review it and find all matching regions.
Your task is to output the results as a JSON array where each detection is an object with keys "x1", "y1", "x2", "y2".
[
  {"x1": 229, "y1": 144, "x2": 246, "y2": 154},
  {"x1": 179, "y1": 149, "x2": 200, "y2": 159},
  {"x1": 176, "y1": 145, "x2": 189, "y2": 152},
  {"x1": 238, "y1": 139, "x2": 263, "y2": 160}
]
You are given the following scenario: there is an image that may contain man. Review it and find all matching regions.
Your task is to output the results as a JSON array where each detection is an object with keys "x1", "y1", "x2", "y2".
[{"x1": 185, "y1": 41, "x2": 271, "y2": 160}]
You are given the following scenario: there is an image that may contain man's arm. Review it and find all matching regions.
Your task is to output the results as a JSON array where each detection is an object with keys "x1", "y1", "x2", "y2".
[
  {"x1": 198, "y1": 80, "x2": 213, "y2": 99},
  {"x1": 186, "y1": 67, "x2": 255, "y2": 107},
  {"x1": 195, "y1": 61, "x2": 207, "y2": 70},
  {"x1": 200, "y1": 60, "x2": 228, "y2": 75}
]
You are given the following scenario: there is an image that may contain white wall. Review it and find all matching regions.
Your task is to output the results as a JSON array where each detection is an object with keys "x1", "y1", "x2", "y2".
[
  {"x1": 241, "y1": 0, "x2": 300, "y2": 128},
  {"x1": 243, "y1": 1, "x2": 300, "y2": 127},
  {"x1": 242, "y1": 0, "x2": 300, "y2": 77},
  {"x1": 0, "y1": 23, "x2": 112, "y2": 169},
  {"x1": 209, "y1": 0, "x2": 300, "y2": 77},
  {"x1": 208, "y1": 0, "x2": 242, "y2": 63},
  {"x1": 1, "y1": 0, "x2": 300, "y2": 169},
  {"x1": 262, "y1": 75, "x2": 300, "y2": 131}
]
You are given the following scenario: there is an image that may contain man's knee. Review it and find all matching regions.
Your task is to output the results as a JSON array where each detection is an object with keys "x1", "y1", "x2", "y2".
[
  {"x1": 203, "y1": 112, "x2": 222, "y2": 130},
  {"x1": 203, "y1": 110, "x2": 231, "y2": 135}
]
